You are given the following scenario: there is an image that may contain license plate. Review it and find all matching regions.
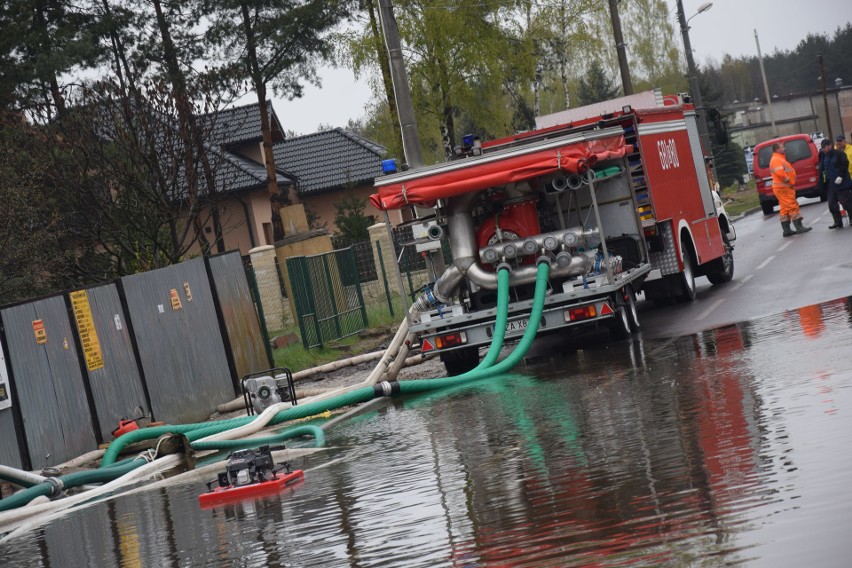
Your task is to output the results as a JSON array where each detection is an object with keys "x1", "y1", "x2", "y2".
[{"x1": 505, "y1": 318, "x2": 528, "y2": 334}]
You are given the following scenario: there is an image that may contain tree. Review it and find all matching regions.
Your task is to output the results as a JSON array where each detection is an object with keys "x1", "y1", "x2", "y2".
[
  {"x1": 0, "y1": 112, "x2": 72, "y2": 302},
  {"x1": 203, "y1": 0, "x2": 354, "y2": 240},
  {"x1": 52, "y1": 79, "x2": 227, "y2": 278},
  {"x1": 333, "y1": 193, "x2": 373, "y2": 246},
  {"x1": 712, "y1": 139, "x2": 747, "y2": 188},
  {"x1": 0, "y1": 0, "x2": 103, "y2": 119},
  {"x1": 577, "y1": 60, "x2": 620, "y2": 106},
  {"x1": 533, "y1": 0, "x2": 603, "y2": 110}
]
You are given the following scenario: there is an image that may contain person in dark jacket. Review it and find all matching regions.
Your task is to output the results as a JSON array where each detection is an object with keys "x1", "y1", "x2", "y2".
[{"x1": 818, "y1": 138, "x2": 852, "y2": 229}]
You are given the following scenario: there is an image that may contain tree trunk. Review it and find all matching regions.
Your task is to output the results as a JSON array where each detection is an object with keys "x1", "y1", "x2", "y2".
[
  {"x1": 151, "y1": 0, "x2": 210, "y2": 256},
  {"x1": 32, "y1": 5, "x2": 66, "y2": 117},
  {"x1": 534, "y1": 60, "x2": 542, "y2": 118},
  {"x1": 241, "y1": 2, "x2": 286, "y2": 242}
]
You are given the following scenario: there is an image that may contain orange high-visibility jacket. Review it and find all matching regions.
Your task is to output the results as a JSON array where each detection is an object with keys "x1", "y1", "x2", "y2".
[{"x1": 770, "y1": 152, "x2": 796, "y2": 190}]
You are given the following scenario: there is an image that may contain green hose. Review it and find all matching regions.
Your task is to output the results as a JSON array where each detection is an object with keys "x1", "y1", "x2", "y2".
[
  {"x1": 101, "y1": 387, "x2": 374, "y2": 466},
  {"x1": 0, "y1": 457, "x2": 148, "y2": 513},
  {"x1": 190, "y1": 425, "x2": 325, "y2": 451},
  {"x1": 396, "y1": 261, "x2": 550, "y2": 395},
  {"x1": 100, "y1": 262, "x2": 549, "y2": 467},
  {"x1": 471, "y1": 267, "x2": 510, "y2": 371}
]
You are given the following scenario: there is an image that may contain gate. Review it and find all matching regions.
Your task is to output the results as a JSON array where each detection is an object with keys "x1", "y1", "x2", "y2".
[{"x1": 286, "y1": 248, "x2": 368, "y2": 348}]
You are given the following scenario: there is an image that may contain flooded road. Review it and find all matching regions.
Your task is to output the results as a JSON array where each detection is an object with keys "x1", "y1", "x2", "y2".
[{"x1": 2, "y1": 297, "x2": 852, "y2": 567}]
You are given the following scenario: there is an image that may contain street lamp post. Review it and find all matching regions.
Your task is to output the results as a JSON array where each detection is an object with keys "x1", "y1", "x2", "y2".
[{"x1": 676, "y1": 1, "x2": 713, "y2": 154}]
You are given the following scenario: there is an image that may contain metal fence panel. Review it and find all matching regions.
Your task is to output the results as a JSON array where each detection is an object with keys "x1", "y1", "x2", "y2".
[
  {"x1": 0, "y1": 296, "x2": 98, "y2": 469},
  {"x1": 207, "y1": 251, "x2": 270, "y2": 381},
  {"x1": 348, "y1": 240, "x2": 378, "y2": 281},
  {"x1": 287, "y1": 248, "x2": 367, "y2": 348},
  {"x1": 121, "y1": 257, "x2": 234, "y2": 425},
  {"x1": 70, "y1": 283, "x2": 149, "y2": 443},
  {"x1": 0, "y1": 339, "x2": 22, "y2": 468}
]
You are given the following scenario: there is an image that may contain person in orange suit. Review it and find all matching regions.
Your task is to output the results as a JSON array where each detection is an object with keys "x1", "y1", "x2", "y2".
[{"x1": 770, "y1": 143, "x2": 812, "y2": 237}]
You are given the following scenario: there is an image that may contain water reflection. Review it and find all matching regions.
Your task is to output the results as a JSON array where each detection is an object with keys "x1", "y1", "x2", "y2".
[{"x1": 2, "y1": 300, "x2": 852, "y2": 566}]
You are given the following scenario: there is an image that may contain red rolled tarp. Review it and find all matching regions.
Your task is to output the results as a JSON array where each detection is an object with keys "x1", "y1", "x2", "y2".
[{"x1": 370, "y1": 133, "x2": 629, "y2": 210}]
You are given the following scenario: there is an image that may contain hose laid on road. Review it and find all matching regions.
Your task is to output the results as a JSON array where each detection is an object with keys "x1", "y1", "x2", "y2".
[
  {"x1": 190, "y1": 425, "x2": 325, "y2": 451},
  {"x1": 0, "y1": 465, "x2": 49, "y2": 489},
  {"x1": 2, "y1": 263, "x2": 547, "y2": 516},
  {"x1": 0, "y1": 456, "x2": 150, "y2": 513}
]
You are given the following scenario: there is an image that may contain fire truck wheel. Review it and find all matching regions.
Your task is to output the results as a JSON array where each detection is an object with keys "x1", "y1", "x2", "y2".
[
  {"x1": 441, "y1": 346, "x2": 480, "y2": 376},
  {"x1": 609, "y1": 298, "x2": 631, "y2": 340},
  {"x1": 624, "y1": 287, "x2": 640, "y2": 331},
  {"x1": 675, "y1": 247, "x2": 696, "y2": 303},
  {"x1": 707, "y1": 235, "x2": 734, "y2": 285}
]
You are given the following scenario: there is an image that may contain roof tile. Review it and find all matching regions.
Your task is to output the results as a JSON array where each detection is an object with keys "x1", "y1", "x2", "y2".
[{"x1": 273, "y1": 128, "x2": 387, "y2": 194}]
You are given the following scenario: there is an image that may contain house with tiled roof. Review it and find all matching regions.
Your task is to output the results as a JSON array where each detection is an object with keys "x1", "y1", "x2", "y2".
[
  {"x1": 272, "y1": 128, "x2": 391, "y2": 233},
  {"x1": 194, "y1": 101, "x2": 396, "y2": 255}
]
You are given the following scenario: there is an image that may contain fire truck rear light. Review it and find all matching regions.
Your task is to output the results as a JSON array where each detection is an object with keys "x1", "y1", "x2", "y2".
[
  {"x1": 434, "y1": 332, "x2": 467, "y2": 349},
  {"x1": 565, "y1": 305, "x2": 597, "y2": 322}
]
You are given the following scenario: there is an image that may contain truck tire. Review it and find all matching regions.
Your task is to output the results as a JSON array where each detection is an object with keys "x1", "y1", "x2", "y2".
[
  {"x1": 761, "y1": 201, "x2": 775, "y2": 215},
  {"x1": 608, "y1": 294, "x2": 631, "y2": 339},
  {"x1": 440, "y1": 346, "x2": 480, "y2": 376},
  {"x1": 707, "y1": 235, "x2": 734, "y2": 285},
  {"x1": 675, "y1": 245, "x2": 696, "y2": 303}
]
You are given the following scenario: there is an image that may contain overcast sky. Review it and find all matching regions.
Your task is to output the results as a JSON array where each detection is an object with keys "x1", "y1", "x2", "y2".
[{"x1": 259, "y1": 0, "x2": 852, "y2": 136}]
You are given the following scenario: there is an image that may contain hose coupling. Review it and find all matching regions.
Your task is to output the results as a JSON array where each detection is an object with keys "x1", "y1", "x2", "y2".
[
  {"x1": 536, "y1": 255, "x2": 552, "y2": 266},
  {"x1": 45, "y1": 476, "x2": 65, "y2": 498},
  {"x1": 496, "y1": 262, "x2": 512, "y2": 274},
  {"x1": 373, "y1": 381, "x2": 401, "y2": 398}
]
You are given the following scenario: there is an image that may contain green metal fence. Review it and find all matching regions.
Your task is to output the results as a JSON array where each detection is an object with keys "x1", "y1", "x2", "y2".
[{"x1": 286, "y1": 247, "x2": 368, "y2": 349}]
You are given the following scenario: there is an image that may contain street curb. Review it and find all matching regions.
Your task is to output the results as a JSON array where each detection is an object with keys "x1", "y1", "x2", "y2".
[{"x1": 731, "y1": 207, "x2": 762, "y2": 222}]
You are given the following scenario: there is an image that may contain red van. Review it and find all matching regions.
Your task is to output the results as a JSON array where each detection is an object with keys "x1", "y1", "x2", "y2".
[{"x1": 753, "y1": 134, "x2": 824, "y2": 215}]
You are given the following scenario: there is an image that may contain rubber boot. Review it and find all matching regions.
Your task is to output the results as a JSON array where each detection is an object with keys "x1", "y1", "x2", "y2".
[
  {"x1": 781, "y1": 220, "x2": 795, "y2": 237},
  {"x1": 828, "y1": 212, "x2": 843, "y2": 229},
  {"x1": 793, "y1": 218, "x2": 812, "y2": 234}
]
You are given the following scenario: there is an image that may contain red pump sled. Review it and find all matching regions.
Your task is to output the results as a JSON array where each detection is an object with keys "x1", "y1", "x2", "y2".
[{"x1": 199, "y1": 445, "x2": 303, "y2": 508}]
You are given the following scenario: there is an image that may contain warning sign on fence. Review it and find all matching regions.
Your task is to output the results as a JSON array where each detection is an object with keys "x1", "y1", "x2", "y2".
[
  {"x1": 70, "y1": 290, "x2": 105, "y2": 371},
  {"x1": 32, "y1": 319, "x2": 47, "y2": 345},
  {"x1": 170, "y1": 288, "x2": 183, "y2": 311}
]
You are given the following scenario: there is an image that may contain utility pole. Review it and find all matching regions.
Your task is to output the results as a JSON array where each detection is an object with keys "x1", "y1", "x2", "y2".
[
  {"x1": 676, "y1": 0, "x2": 710, "y2": 153},
  {"x1": 376, "y1": 0, "x2": 423, "y2": 317},
  {"x1": 818, "y1": 54, "x2": 833, "y2": 141},
  {"x1": 608, "y1": 0, "x2": 633, "y2": 95},
  {"x1": 754, "y1": 29, "x2": 778, "y2": 137},
  {"x1": 377, "y1": 0, "x2": 424, "y2": 169}
]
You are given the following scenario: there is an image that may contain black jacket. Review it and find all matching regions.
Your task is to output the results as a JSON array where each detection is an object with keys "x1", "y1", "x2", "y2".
[{"x1": 818, "y1": 149, "x2": 852, "y2": 191}]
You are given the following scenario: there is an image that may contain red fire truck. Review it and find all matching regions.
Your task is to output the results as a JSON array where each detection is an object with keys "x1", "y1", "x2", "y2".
[{"x1": 371, "y1": 91, "x2": 736, "y2": 375}]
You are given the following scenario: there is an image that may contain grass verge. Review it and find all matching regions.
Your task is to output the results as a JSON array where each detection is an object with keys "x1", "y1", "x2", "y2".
[
  {"x1": 720, "y1": 180, "x2": 760, "y2": 217},
  {"x1": 271, "y1": 295, "x2": 410, "y2": 373}
]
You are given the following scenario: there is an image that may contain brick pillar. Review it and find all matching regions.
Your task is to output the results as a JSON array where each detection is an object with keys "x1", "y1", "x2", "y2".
[
  {"x1": 368, "y1": 223, "x2": 397, "y2": 282},
  {"x1": 249, "y1": 245, "x2": 287, "y2": 333}
]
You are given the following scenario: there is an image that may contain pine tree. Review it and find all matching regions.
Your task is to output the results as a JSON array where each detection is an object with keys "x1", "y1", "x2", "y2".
[{"x1": 577, "y1": 60, "x2": 620, "y2": 106}]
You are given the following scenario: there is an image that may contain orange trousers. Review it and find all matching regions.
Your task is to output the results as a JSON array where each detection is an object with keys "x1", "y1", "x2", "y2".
[{"x1": 773, "y1": 186, "x2": 800, "y2": 222}]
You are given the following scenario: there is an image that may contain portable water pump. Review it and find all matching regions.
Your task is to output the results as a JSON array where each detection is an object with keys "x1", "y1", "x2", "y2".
[
  {"x1": 241, "y1": 368, "x2": 297, "y2": 415},
  {"x1": 199, "y1": 445, "x2": 304, "y2": 507}
]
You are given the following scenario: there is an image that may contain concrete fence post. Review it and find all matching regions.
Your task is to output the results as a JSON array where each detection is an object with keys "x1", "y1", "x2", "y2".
[
  {"x1": 368, "y1": 223, "x2": 396, "y2": 286},
  {"x1": 248, "y1": 245, "x2": 287, "y2": 333}
]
